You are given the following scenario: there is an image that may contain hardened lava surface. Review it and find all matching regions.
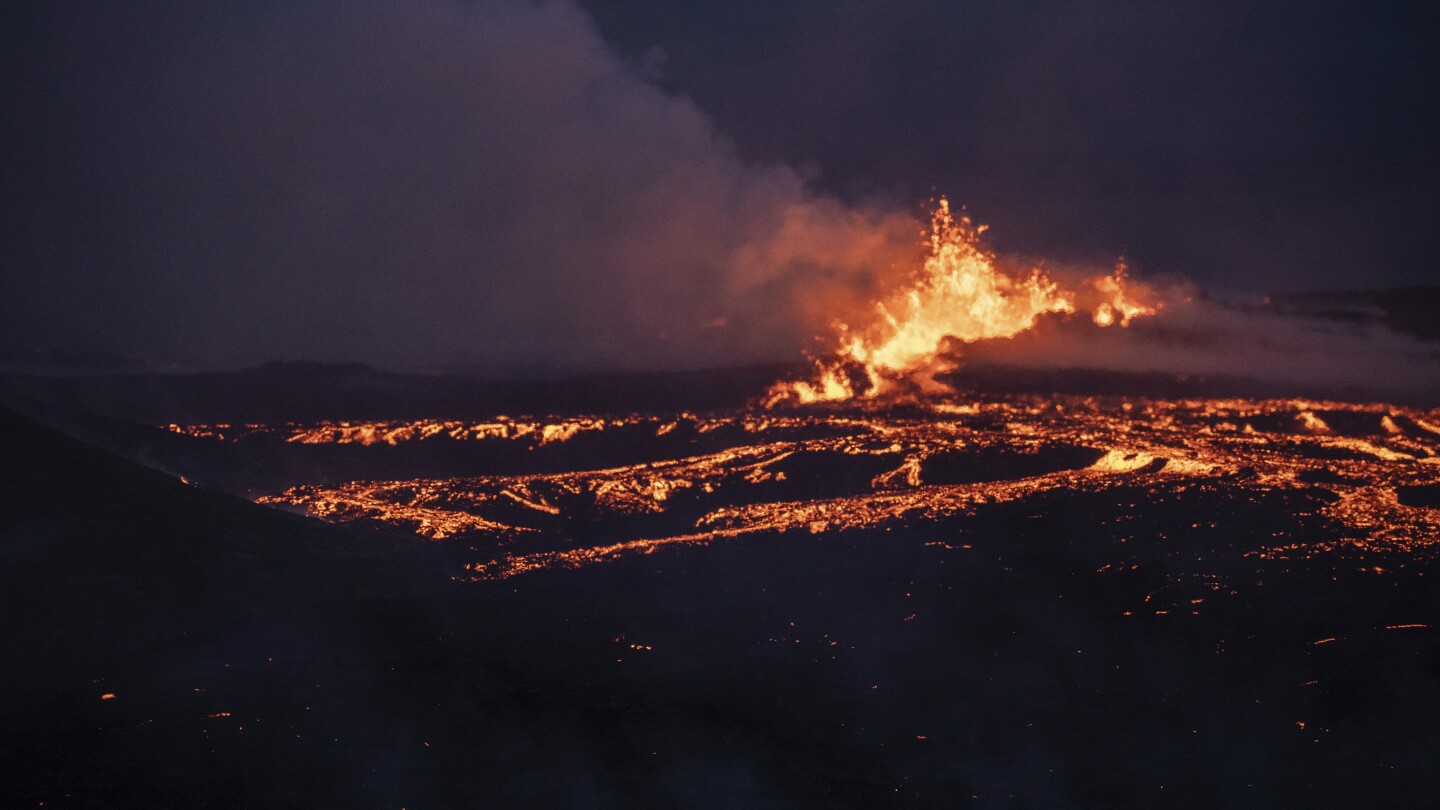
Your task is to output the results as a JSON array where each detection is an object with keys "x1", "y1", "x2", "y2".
[
  {"x1": 112, "y1": 395, "x2": 1440, "y2": 804},
  {"x1": 180, "y1": 396, "x2": 1440, "y2": 583}
]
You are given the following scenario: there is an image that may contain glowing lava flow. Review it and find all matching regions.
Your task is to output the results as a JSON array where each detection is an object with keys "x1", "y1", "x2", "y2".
[
  {"x1": 228, "y1": 397, "x2": 1440, "y2": 580},
  {"x1": 768, "y1": 198, "x2": 1156, "y2": 404}
]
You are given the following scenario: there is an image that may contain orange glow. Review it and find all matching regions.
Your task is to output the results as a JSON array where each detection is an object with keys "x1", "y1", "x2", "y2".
[
  {"x1": 100, "y1": 693, "x2": 116, "y2": 700},
  {"x1": 768, "y1": 199, "x2": 1159, "y2": 404},
  {"x1": 206, "y1": 396, "x2": 1440, "y2": 580},
  {"x1": 168, "y1": 417, "x2": 617, "y2": 447},
  {"x1": 1090, "y1": 262, "x2": 1156, "y2": 327}
]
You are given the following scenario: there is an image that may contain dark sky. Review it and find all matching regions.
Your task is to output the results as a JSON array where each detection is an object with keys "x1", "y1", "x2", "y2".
[
  {"x1": 581, "y1": 0, "x2": 1440, "y2": 282},
  {"x1": 3, "y1": 0, "x2": 1437, "y2": 369}
]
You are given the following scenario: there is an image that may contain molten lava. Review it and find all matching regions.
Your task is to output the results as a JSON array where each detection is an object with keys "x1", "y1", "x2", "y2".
[
  {"x1": 768, "y1": 199, "x2": 1157, "y2": 404},
  {"x1": 220, "y1": 397, "x2": 1440, "y2": 580},
  {"x1": 1090, "y1": 261, "x2": 1156, "y2": 328}
]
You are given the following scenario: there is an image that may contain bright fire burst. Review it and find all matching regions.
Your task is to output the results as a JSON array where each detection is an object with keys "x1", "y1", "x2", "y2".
[{"x1": 768, "y1": 198, "x2": 1157, "y2": 405}]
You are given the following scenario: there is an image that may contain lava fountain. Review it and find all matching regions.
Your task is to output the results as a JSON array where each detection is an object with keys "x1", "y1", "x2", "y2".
[{"x1": 768, "y1": 198, "x2": 1157, "y2": 404}]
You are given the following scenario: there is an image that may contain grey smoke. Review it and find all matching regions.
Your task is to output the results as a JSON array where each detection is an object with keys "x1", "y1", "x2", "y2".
[
  {"x1": 961, "y1": 284, "x2": 1440, "y2": 395},
  {"x1": 2, "y1": 0, "x2": 919, "y2": 370}
]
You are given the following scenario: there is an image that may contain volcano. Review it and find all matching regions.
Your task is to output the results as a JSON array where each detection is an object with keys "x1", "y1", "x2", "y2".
[{"x1": 8, "y1": 0, "x2": 1440, "y2": 804}]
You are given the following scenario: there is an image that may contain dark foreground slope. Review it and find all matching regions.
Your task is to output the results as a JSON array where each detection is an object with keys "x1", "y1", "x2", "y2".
[
  {"x1": 0, "y1": 407, "x2": 456, "y2": 806},
  {"x1": 5, "y1": 404, "x2": 1440, "y2": 807}
]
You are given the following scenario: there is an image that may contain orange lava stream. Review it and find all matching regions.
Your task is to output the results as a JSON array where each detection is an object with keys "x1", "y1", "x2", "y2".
[{"x1": 226, "y1": 397, "x2": 1440, "y2": 578}]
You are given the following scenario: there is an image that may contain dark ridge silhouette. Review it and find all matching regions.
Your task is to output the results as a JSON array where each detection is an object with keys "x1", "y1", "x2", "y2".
[
  {"x1": 946, "y1": 362, "x2": 1440, "y2": 407},
  {"x1": 1268, "y1": 286, "x2": 1440, "y2": 343},
  {"x1": 0, "y1": 363, "x2": 801, "y2": 425}
]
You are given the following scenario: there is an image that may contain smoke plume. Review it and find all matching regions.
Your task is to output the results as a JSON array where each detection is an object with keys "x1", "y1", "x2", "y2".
[
  {"x1": 2, "y1": 0, "x2": 920, "y2": 370},
  {"x1": 4, "y1": 0, "x2": 1436, "y2": 398}
]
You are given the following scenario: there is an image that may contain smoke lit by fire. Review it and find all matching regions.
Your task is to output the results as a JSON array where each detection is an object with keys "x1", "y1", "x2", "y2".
[{"x1": 768, "y1": 199, "x2": 1158, "y2": 405}]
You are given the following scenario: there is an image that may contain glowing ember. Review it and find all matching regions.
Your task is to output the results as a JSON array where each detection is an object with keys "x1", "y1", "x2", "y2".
[
  {"x1": 1090, "y1": 262, "x2": 1156, "y2": 327},
  {"x1": 768, "y1": 198, "x2": 1158, "y2": 404}
]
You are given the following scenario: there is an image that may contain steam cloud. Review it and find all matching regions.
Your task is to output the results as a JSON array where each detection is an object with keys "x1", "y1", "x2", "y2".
[{"x1": 961, "y1": 276, "x2": 1440, "y2": 397}]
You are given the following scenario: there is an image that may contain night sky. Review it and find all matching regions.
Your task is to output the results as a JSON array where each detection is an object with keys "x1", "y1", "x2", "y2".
[{"x1": 4, "y1": 0, "x2": 1437, "y2": 370}]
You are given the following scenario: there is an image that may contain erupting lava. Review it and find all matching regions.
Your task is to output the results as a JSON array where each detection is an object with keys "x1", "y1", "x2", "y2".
[{"x1": 769, "y1": 199, "x2": 1157, "y2": 404}]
